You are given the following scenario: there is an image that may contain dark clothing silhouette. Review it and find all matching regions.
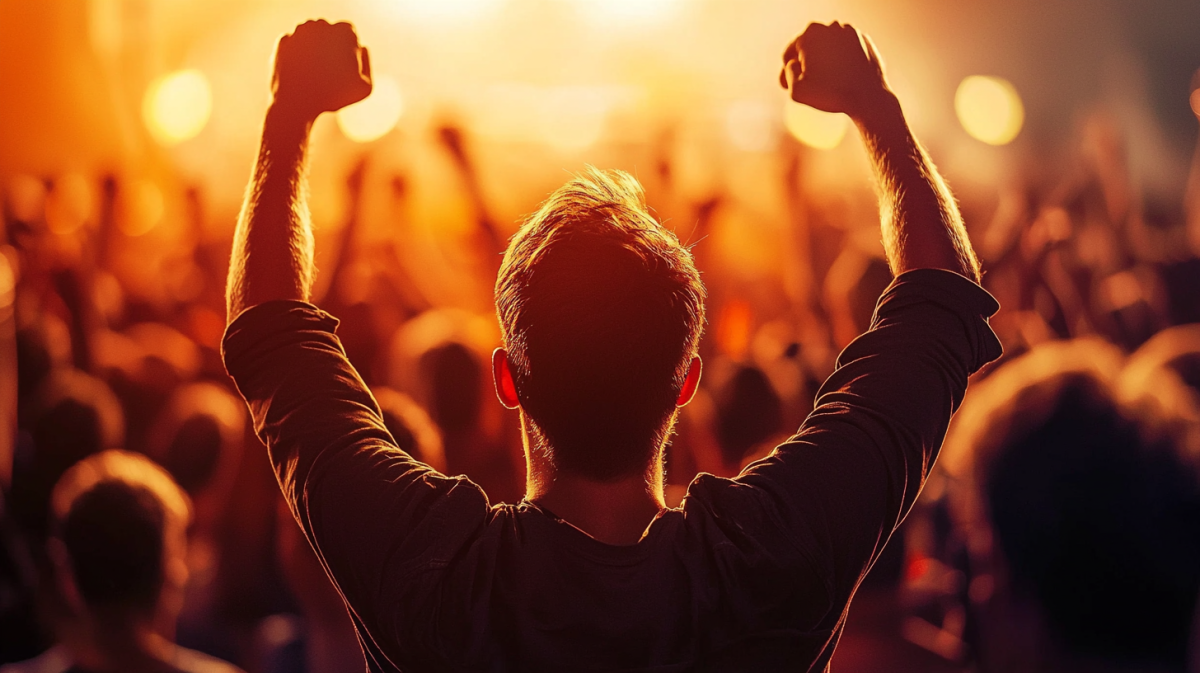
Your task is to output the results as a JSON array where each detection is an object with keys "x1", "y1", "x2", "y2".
[{"x1": 223, "y1": 269, "x2": 1000, "y2": 672}]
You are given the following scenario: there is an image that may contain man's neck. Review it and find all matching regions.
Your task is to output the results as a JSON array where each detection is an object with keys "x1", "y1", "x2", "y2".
[{"x1": 531, "y1": 470, "x2": 665, "y2": 546}]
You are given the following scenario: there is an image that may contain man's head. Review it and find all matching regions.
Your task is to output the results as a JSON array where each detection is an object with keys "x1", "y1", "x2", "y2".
[
  {"x1": 49, "y1": 450, "x2": 191, "y2": 623},
  {"x1": 494, "y1": 168, "x2": 705, "y2": 481},
  {"x1": 945, "y1": 340, "x2": 1200, "y2": 668}
]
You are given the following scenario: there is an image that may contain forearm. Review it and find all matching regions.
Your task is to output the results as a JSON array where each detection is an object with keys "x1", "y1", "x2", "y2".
[
  {"x1": 226, "y1": 105, "x2": 316, "y2": 321},
  {"x1": 854, "y1": 93, "x2": 981, "y2": 283}
]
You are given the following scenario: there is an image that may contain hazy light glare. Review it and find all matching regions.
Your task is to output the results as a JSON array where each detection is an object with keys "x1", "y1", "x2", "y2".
[
  {"x1": 337, "y1": 77, "x2": 404, "y2": 143},
  {"x1": 474, "y1": 84, "x2": 633, "y2": 151},
  {"x1": 144, "y1": 70, "x2": 212, "y2": 146},
  {"x1": 388, "y1": 0, "x2": 505, "y2": 22},
  {"x1": 955, "y1": 75, "x2": 1024, "y2": 146},
  {"x1": 571, "y1": 0, "x2": 683, "y2": 25},
  {"x1": 45, "y1": 174, "x2": 94, "y2": 235},
  {"x1": 1190, "y1": 89, "x2": 1200, "y2": 118},
  {"x1": 784, "y1": 103, "x2": 848, "y2": 150},
  {"x1": 116, "y1": 180, "x2": 165, "y2": 237},
  {"x1": 726, "y1": 100, "x2": 779, "y2": 153}
]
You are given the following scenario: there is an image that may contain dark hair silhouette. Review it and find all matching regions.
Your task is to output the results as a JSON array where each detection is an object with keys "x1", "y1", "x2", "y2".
[{"x1": 495, "y1": 168, "x2": 705, "y2": 480}]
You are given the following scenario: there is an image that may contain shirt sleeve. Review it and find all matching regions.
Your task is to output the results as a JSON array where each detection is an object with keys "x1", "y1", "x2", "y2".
[
  {"x1": 222, "y1": 301, "x2": 491, "y2": 669},
  {"x1": 734, "y1": 268, "x2": 1002, "y2": 611}
]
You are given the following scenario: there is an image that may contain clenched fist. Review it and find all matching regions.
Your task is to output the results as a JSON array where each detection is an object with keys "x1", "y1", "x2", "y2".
[
  {"x1": 779, "y1": 22, "x2": 891, "y2": 121},
  {"x1": 271, "y1": 20, "x2": 372, "y2": 122}
]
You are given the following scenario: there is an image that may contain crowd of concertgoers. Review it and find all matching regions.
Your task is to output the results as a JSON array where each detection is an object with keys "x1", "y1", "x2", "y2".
[{"x1": 1, "y1": 67, "x2": 1200, "y2": 671}]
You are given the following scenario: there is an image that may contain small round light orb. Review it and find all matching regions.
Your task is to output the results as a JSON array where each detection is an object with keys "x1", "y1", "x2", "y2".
[
  {"x1": 955, "y1": 75, "x2": 1024, "y2": 146},
  {"x1": 1189, "y1": 88, "x2": 1200, "y2": 118},
  {"x1": 144, "y1": 70, "x2": 212, "y2": 146},
  {"x1": 337, "y1": 76, "x2": 404, "y2": 144},
  {"x1": 784, "y1": 102, "x2": 848, "y2": 150}
]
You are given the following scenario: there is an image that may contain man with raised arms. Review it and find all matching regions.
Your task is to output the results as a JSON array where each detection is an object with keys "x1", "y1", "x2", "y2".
[{"x1": 223, "y1": 18, "x2": 1001, "y2": 671}]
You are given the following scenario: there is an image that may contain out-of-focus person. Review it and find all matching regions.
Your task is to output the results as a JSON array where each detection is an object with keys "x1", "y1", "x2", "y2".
[
  {"x1": 1, "y1": 450, "x2": 245, "y2": 673},
  {"x1": 941, "y1": 339, "x2": 1200, "y2": 672}
]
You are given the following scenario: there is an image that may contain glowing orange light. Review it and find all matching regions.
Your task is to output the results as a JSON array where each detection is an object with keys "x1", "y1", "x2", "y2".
[
  {"x1": 784, "y1": 102, "x2": 848, "y2": 150},
  {"x1": 336, "y1": 76, "x2": 404, "y2": 143},
  {"x1": 45, "y1": 174, "x2": 94, "y2": 235},
  {"x1": 716, "y1": 299, "x2": 754, "y2": 360},
  {"x1": 1190, "y1": 89, "x2": 1200, "y2": 118},
  {"x1": 726, "y1": 100, "x2": 778, "y2": 153},
  {"x1": 116, "y1": 180, "x2": 165, "y2": 237},
  {"x1": 572, "y1": 0, "x2": 683, "y2": 25},
  {"x1": 955, "y1": 75, "x2": 1024, "y2": 146},
  {"x1": 144, "y1": 70, "x2": 212, "y2": 146},
  {"x1": 388, "y1": 0, "x2": 505, "y2": 22}
]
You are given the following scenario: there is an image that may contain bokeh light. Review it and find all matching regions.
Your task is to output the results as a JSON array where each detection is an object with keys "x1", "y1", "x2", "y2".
[
  {"x1": 143, "y1": 69, "x2": 212, "y2": 146},
  {"x1": 1190, "y1": 88, "x2": 1200, "y2": 118},
  {"x1": 726, "y1": 100, "x2": 779, "y2": 153},
  {"x1": 955, "y1": 75, "x2": 1024, "y2": 146},
  {"x1": 116, "y1": 179, "x2": 165, "y2": 237},
  {"x1": 784, "y1": 102, "x2": 848, "y2": 150},
  {"x1": 336, "y1": 76, "x2": 404, "y2": 144}
]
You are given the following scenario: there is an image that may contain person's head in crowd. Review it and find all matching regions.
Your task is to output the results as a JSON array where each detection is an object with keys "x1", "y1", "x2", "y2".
[
  {"x1": 147, "y1": 382, "x2": 245, "y2": 498},
  {"x1": 418, "y1": 341, "x2": 482, "y2": 438},
  {"x1": 11, "y1": 369, "x2": 124, "y2": 540},
  {"x1": 493, "y1": 167, "x2": 705, "y2": 483},
  {"x1": 713, "y1": 364, "x2": 783, "y2": 470},
  {"x1": 46, "y1": 451, "x2": 197, "y2": 665},
  {"x1": 374, "y1": 387, "x2": 445, "y2": 472},
  {"x1": 15, "y1": 316, "x2": 72, "y2": 402},
  {"x1": 943, "y1": 339, "x2": 1200, "y2": 671},
  {"x1": 145, "y1": 382, "x2": 245, "y2": 541}
]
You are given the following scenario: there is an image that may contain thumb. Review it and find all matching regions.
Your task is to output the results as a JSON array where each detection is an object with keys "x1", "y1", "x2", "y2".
[{"x1": 359, "y1": 46, "x2": 372, "y2": 83}]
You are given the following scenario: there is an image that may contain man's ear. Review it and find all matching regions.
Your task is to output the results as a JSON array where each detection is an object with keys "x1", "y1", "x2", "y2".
[
  {"x1": 492, "y1": 348, "x2": 521, "y2": 410},
  {"x1": 676, "y1": 356, "x2": 702, "y2": 407}
]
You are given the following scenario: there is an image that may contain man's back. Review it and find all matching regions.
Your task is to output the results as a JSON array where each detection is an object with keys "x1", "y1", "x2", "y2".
[
  {"x1": 224, "y1": 270, "x2": 1000, "y2": 671},
  {"x1": 222, "y1": 18, "x2": 999, "y2": 672}
]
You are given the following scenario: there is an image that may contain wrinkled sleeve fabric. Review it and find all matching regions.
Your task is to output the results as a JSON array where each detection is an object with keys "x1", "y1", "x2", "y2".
[
  {"x1": 737, "y1": 269, "x2": 1001, "y2": 614},
  {"x1": 223, "y1": 301, "x2": 490, "y2": 671}
]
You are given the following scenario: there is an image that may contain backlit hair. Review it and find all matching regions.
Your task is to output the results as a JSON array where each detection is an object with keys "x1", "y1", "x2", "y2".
[{"x1": 495, "y1": 167, "x2": 705, "y2": 480}]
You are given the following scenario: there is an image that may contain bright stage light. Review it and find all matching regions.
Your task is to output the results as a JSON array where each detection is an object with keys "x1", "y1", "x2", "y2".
[
  {"x1": 955, "y1": 75, "x2": 1024, "y2": 146},
  {"x1": 336, "y1": 76, "x2": 404, "y2": 143},
  {"x1": 144, "y1": 70, "x2": 212, "y2": 146},
  {"x1": 784, "y1": 102, "x2": 848, "y2": 150}
]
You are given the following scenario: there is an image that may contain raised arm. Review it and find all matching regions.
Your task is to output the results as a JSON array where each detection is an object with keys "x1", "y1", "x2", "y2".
[
  {"x1": 720, "y1": 25, "x2": 1000, "y2": 651},
  {"x1": 780, "y1": 22, "x2": 981, "y2": 282},
  {"x1": 226, "y1": 20, "x2": 371, "y2": 321}
]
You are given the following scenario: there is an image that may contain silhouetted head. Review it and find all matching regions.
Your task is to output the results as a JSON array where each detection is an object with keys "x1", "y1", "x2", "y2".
[
  {"x1": 495, "y1": 167, "x2": 705, "y2": 481},
  {"x1": 374, "y1": 386, "x2": 445, "y2": 471},
  {"x1": 946, "y1": 340, "x2": 1200, "y2": 669},
  {"x1": 12, "y1": 369, "x2": 124, "y2": 539},
  {"x1": 714, "y1": 364, "x2": 782, "y2": 468},
  {"x1": 50, "y1": 450, "x2": 191, "y2": 623},
  {"x1": 419, "y1": 341, "x2": 482, "y2": 435},
  {"x1": 146, "y1": 382, "x2": 246, "y2": 497}
]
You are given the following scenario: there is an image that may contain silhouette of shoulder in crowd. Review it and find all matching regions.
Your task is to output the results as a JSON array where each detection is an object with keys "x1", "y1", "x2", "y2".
[
  {"x1": 943, "y1": 339, "x2": 1200, "y2": 672},
  {"x1": 1, "y1": 450, "x2": 245, "y2": 673}
]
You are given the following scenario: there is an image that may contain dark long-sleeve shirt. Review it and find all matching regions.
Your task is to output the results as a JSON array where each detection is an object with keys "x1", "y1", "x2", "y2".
[{"x1": 223, "y1": 268, "x2": 1001, "y2": 672}]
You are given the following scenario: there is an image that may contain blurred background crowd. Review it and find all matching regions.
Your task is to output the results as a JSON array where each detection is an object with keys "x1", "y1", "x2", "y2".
[{"x1": 1, "y1": 0, "x2": 1200, "y2": 671}]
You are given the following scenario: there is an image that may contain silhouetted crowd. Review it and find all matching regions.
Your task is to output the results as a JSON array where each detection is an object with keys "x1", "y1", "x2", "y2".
[{"x1": 1, "y1": 108, "x2": 1199, "y2": 672}]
